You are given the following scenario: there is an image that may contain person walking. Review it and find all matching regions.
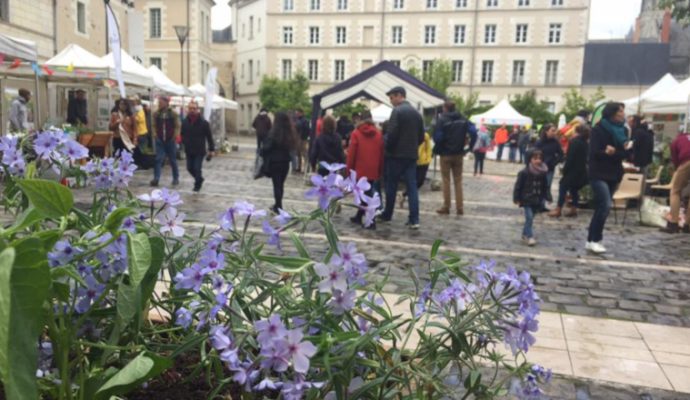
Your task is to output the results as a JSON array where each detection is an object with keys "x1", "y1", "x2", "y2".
[
  {"x1": 379, "y1": 86, "x2": 425, "y2": 229},
  {"x1": 151, "y1": 97, "x2": 180, "y2": 187},
  {"x1": 518, "y1": 127, "x2": 530, "y2": 164},
  {"x1": 181, "y1": 101, "x2": 215, "y2": 193},
  {"x1": 253, "y1": 108, "x2": 272, "y2": 149},
  {"x1": 433, "y1": 100, "x2": 477, "y2": 215},
  {"x1": 660, "y1": 130, "x2": 690, "y2": 234},
  {"x1": 294, "y1": 109, "x2": 310, "y2": 173},
  {"x1": 535, "y1": 124, "x2": 564, "y2": 210},
  {"x1": 261, "y1": 112, "x2": 299, "y2": 214},
  {"x1": 311, "y1": 115, "x2": 345, "y2": 176},
  {"x1": 494, "y1": 124, "x2": 509, "y2": 161},
  {"x1": 513, "y1": 150, "x2": 551, "y2": 246},
  {"x1": 9, "y1": 88, "x2": 31, "y2": 132},
  {"x1": 109, "y1": 98, "x2": 137, "y2": 154},
  {"x1": 473, "y1": 125, "x2": 491, "y2": 176},
  {"x1": 586, "y1": 102, "x2": 631, "y2": 254},
  {"x1": 347, "y1": 110, "x2": 384, "y2": 228},
  {"x1": 508, "y1": 127, "x2": 520, "y2": 163},
  {"x1": 402, "y1": 130, "x2": 433, "y2": 209},
  {"x1": 337, "y1": 115, "x2": 355, "y2": 148},
  {"x1": 67, "y1": 89, "x2": 88, "y2": 126},
  {"x1": 549, "y1": 125, "x2": 590, "y2": 218},
  {"x1": 629, "y1": 115, "x2": 654, "y2": 175}
]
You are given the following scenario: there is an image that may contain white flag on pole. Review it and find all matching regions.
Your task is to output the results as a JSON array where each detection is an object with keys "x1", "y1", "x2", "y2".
[
  {"x1": 204, "y1": 67, "x2": 218, "y2": 121},
  {"x1": 106, "y1": 4, "x2": 125, "y2": 98}
]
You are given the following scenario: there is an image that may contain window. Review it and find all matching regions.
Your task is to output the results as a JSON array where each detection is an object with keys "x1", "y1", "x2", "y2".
[
  {"x1": 484, "y1": 24, "x2": 496, "y2": 44},
  {"x1": 456, "y1": 0, "x2": 468, "y2": 7},
  {"x1": 77, "y1": 2, "x2": 86, "y2": 33},
  {"x1": 283, "y1": 26, "x2": 293, "y2": 44},
  {"x1": 249, "y1": 16, "x2": 254, "y2": 39},
  {"x1": 336, "y1": 26, "x2": 347, "y2": 44},
  {"x1": 487, "y1": 0, "x2": 498, "y2": 7},
  {"x1": 309, "y1": 26, "x2": 320, "y2": 44},
  {"x1": 422, "y1": 60, "x2": 434, "y2": 80},
  {"x1": 545, "y1": 102, "x2": 556, "y2": 113},
  {"x1": 334, "y1": 60, "x2": 345, "y2": 81},
  {"x1": 481, "y1": 60, "x2": 494, "y2": 83},
  {"x1": 452, "y1": 60, "x2": 463, "y2": 82},
  {"x1": 308, "y1": 60, "x2": 319, "y2": 81},
  {"x1": 282, "y1": 59, "x2": 292, "y2": 80},
  {"x1": 337, "y1": 0, "x2": 348, "y2": 10},
  {"x1": 393, "y1": 0, "x2": 404, "y2": 9},
  {"x1": 392, "y1": 26, "x2": 403, "y2": 44},
  {"x1": 518, "y1": 0, "x2": 529, "y2": 5},
  {"x1": 0, "y1": 0, "x2": 8, "y2": 21},
  {"x1": 454, "y1": 25, "x2": 466, "y2": 44},
  {"x1": 545, "y1": 60, "x2": 559, "y2": 85},
  {"x1": 248, "y1": 60, "x2": 254, "y2": 84},
  {"x1": 310, "y1": 0, "x2": 320, "y2": 10},
  {"x1": 515, "y1": 24, "x2": 528, "y2": 43},
  {"x1": 149, "y1": 8, "x2": 161, "y2": 38},
  {"x1": 512, "y1": 60, "x2": 525, "y2": 85},
  {"x1": 426, "y1": 0, "x2": 438, "y2": 8},
  {"x1": 548, "y1": 23, "x2": 562, "y2": 43},
  {"x1": 551, "y1": 0, "x2": 563, "y2": 5},
  {"x1": 283, "y1": 0, "x2": 294, "y2": 11},
  {"x1": 390, "y1": 60, "x2": 401, "y2": 67},
  {"x1": 150, "y1": 57, "x2": 162, "y2": 69},
  {"x1": 424, "y1": 25, "x2": 436, "y2": 44}
]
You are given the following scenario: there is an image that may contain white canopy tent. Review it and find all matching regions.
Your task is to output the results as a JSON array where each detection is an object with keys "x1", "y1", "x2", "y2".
[
  {"x1": 101, "y1": 49, "x2": 154, "y2": 88},
  {"x1": 147, "y1": 65, "x2": 188, "y2": 95},
  {"x1": 0, "y1": 34, "x2": 38, "y2": 62},
  {"x1": 45, "y1": 44, "x2": 107, "y2": 74},
  {"x1": 623, "y1": 73, "x2": 680, "y2": 112},
  {"x1": 470, "y1": 99, "x2": 533, "y2": 126},
  {"x1": 371, "y1": 103, "x2": 392, "y2": 123},
  {"x1": 172, "y1": 83, "x2": 237, "y2": 110},
  {"x1": 642, "y1": 76, "x2": 690, "y2": 114}
]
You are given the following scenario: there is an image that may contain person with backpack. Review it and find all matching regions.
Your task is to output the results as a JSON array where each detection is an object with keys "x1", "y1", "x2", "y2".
[
  {"x1": 433, "y1": 100, "x2": 477, "y2": 215},
  {"x1": 513, "y1": 150, "x2": 552, "y2": 246},
  {"x1": 473, "y1": 125, "x2": 491, "y2": 176},
  {"x1": 311, "y1": 115, "x2": 345, "y2": 176}
]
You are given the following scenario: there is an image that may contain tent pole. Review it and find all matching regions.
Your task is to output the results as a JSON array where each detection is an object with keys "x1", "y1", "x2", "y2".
[{"x1": 34, "y1": 71, "x2": 42, "y2": 130}]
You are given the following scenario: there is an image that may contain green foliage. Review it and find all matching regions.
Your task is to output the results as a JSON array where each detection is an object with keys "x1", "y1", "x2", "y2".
[
  {"x1": 408, "y1": 60, "x2": 453, "y2": 96},
  {"x1": 660, "y1": 0, "x2": 690, "y2": 25},
  {"x1": 333, "y1": 102, "x2": 369, "y2": 118},
  {"x1": 258, "y1": 72, "x2": 311, "y2": 115},
  {"x1": 448, "y1": 92, "x2": 493, "y2": 117},
  {"x1": 510, "y1": 90, "x2": 555, "y2": 126},
  {"x1": 94, "y1": 352, "x2": 172, "y2": 400},
  {"x1": 559, "y1": 87, "x2": 606, "y2": 121},
  {"x1": 17, "y1": 179, "x2": 73, "y2": 220}
]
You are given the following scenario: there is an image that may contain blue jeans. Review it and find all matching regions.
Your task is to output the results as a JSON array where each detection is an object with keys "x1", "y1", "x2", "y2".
[
  {"x1": 497, "y1": 144, "x2": 505, "y2": 161},
  {"x1": 382, "y1": 157, "x2": 419, "y2": 224},
  {"x1": 523, "y1": 206, "x2": 537, "y2": 238},
  {"x1": 154, "y1": 139, "x2": 179, "y2": 183},
  {"x1": 509, "y1": 146, "x2": 517, "y2": 162},
  {"x1": 186, "y1": 154, "x2": 204, "y2": 188},
  {"x1": 587, "y1": 179, "x2": 618, "y2": 243}
]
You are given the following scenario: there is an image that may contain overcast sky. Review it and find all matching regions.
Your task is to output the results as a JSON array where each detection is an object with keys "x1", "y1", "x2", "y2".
[{"x1": 211, "y1": 0, "x2": 643, "y2": 40}]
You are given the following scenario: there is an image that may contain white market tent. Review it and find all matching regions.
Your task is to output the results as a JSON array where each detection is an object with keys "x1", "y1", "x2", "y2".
[
  {"x1": 172, "y1": 83, "x2": 237, "y2": 110},
  {"x1": 0, "y1": 34, "x2": 38, "y2": 62},
  {"x1": 623, "y1": 73, "x2": 680, "y2": 112},
  {"x1": 371, "y1": 103, "x2": 392, "y2": 123},
  {"x1": 643, "y1": 76, "x2": 690, "y2": 114},
  {"x1": 101, "y1": 49, "x2": 154, "y2": 88},
  {"x1": 147, "y1": 65, "x2": 188, "y2": 95},
  {"x1": 470, "y1": 99, "x2": 533, "y2": 126},
  {"x1": 45, "y1": 44, "x2": 107, "y2": 74}
]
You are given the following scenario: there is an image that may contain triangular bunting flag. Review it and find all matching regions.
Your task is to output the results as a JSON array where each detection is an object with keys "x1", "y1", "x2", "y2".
[
  {"x1": 66, "y1": 63, "x2": 74, "y2": 73},
  {"x1": 31, "y1": 62, "x2": 43, "y2": 76},
  {"x1": 42, "y1": 65, "x2": 54, "y2": 76},
  {"x1": 9, "y1": 59, "x2": 21, "y2": 69}
]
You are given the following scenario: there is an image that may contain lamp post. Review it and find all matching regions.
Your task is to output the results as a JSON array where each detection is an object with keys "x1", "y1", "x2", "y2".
[{"x1": 174, "y1": 25, "x2": 190, "y2": 86}]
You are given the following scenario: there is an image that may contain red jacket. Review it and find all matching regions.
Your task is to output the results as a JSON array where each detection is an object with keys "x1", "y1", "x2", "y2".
[
  {"x1": 671, "y1": 133, "x2": 690, "y2": 168},
  {"x1": 347, "y1": 122, "x2": 384, "y2": 181}
]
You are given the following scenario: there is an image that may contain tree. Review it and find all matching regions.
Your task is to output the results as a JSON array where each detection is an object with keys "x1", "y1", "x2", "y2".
[
  {"x1": 258, "y1": 72, "x2": 311, "y2": 116},
  {"x1": 509, "y1": 90, "x2": 555, "y2": 126},
  {"x1": 660, "y1": 0, "x2": 690, "y2": 26},
  {"x1": 407, "y1": 60, "x2": 453, "y2": 96},
  {"x1": 558, "y1": 87, "x2": 606, "y2": 121},
  {"x1": 333, "y1": 102, "x2": 369, "y2": 118},
  {"x1": 448, "y1": 92, "x2": 492, "y2": 117}
]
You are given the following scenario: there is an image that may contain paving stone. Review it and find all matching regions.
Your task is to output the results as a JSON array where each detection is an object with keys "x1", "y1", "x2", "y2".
[
  {"x1": 555, "y1": 286, "x2": 589, "y2": 296},
  {"x1": 623, "y1": 292, "x2": 659, "y2": 302},
  {"x1": 619, "y1": 300, "x2": 654, "y2": 312},
  {"x1": 585, "y1": 298, "x2": 617, "y2": 308},
  {"x1": 606, "y1": 309, "x2": 645, "y2": 321},
  {"x1": 588, "y1": 289, "x2": 620, "y2": 299},
  {"x1": 654, "y1": 304, "x2": 683, "y2": 316},
  {"x1": 564, "y1": 305, "x2": 606, "y2": 317},
  {"x1": 547, "y1": 294, "x2": 584, "y2": 305}
]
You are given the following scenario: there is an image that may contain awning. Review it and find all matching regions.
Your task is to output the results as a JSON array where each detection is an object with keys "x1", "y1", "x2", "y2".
[
  {"x1": 623, "y1": 73, "x2": 680, "y2": 112},
  {"x1": 470, "y1": 99, "x2": 533, "y2": 126},
  {"x1": 101, "y1": 49, "x2": 154, "y2": 88},
  {"x1": 643, "y1": 76, "x2": 690, "y2": 114},
  {"x1": 148, "y1": 65, "x2": 188, "y2": 95},
  {"x1": 0, "y1": 33, "x2": 38, "y2": 62}
]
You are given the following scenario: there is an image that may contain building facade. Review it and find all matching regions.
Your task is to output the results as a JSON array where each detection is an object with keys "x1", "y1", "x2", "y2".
[
  {"x1": 231, "y1": 0, "x2": 591, "y2": 131},
  {"x1": 634, "y1": 0, "x2": 690, "y2": 78}
]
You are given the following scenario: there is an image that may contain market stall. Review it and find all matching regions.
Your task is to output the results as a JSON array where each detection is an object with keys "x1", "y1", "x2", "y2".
[
  {"x1": 623, "y1": 73, "x2": 680, "y2": 114},
  {"x1": 470, "y1": 99, "x2": 533, "y2": 127}
]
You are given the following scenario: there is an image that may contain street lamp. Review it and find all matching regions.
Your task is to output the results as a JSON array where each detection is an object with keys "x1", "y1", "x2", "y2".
[{"x1": 174, "y1": 25, "x2": 190, "y2": 86}]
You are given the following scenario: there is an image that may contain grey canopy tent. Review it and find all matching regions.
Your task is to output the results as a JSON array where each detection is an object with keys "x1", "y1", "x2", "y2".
[{"x1": 310, "y1": 61, "x2": 446, "y2": 132}]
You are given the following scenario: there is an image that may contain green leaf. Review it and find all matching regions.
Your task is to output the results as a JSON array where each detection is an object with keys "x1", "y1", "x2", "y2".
[
  {"x1": 140, "y1": 236, "x2": 165, "y2": 307},
  {"x1": 17, "y1": 179, "x2": 73, "y2": 219},
  {"x1": 94, "y1": 352, "x2": 172, "y2": 400},
  {"x1": 430, "y1": 239, "x2": 443, "y2": 259},
  {"x1": 0, "y1": 245, "x2": 50, "y2": 400},
  {"x1": 289, "y1": 232, "x2": 310, "y2": 258},
  {"x1": 127, "y1": 233, "x2": 152, "y2": 288},
  {"x1": 3, "y1": 207, "x2": 43, "y2": 236},
  {"x1": 257, "y1": 254, "x2": 314, "y2": 272},
  {"x1": 116, "y1": 279, "x2": 141, "y2": 329},
  {"x1": 103, "y1": 208, "x2": 134, "y2": 233}
]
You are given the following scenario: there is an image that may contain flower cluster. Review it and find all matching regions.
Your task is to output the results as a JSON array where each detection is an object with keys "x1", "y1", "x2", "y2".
[
  {"x1": 510, "y1": 364, "x2": 552, "y2": 400},
  {"x1": 0, "y1": 135, "x2": 26, "y2": 175},
  {"x1": 315, "y1": 241, "x2": 368, "y2": 315},
  {"x1": 305, "y1": 163, "x2": 380, "y2": 227},
  {"x1": 138, "y1": 188, "x2": 186, "y2": 238},
  {"x1": 34, "y1": 129, "x2": 89, "y2": 164},
  {"x1": 82, "y1": 151, "x2": 137, "y2": 191}
]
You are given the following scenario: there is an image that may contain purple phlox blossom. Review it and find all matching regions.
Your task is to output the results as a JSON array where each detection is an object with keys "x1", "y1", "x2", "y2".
[
  {"x1": 230, "y1": 361, "x2": 259, "y2": 388},
  {"x1": 502, "y1": 315, "x2": 539, "y2": 355},
  {"x1": 174, "y1": 263, "x2": 207, "y2": 292},
  {"x1": 510, "y1": 364, "x2": 552, "y2": 400},
  {"x1": 324, "y1": 377, "x2": 365, "y2": 400},
  {"x1": 473, "y1": 260, "x2": 497, "y2": 289},
  {"x1": 210, "y1": 325, "x2": 240, "y2": 366},
  {"x1": 329, "y1": 289, "x2": 356, "y2": 315},
  {"x1": 414, "y1": 283, "x2": 433, "y2": 317},
  {"x1": 331, "y1": 242, "x2": 368, "y2": 285},
  {"x1": 273, "y1": 208, "x2": 292, "y2": 226},
  {"x1": 33, "y1": 131, "x2": 61, "y2": 159},
  {"x1": 60, "y1": 139, "x2": 89, "y2": 161},
  {"x1": 1, "y1": 141, "x2": 25, "y2": 176},
  {"x1": 233, "y1": 200, "x2": 267, "y2": 219},
  {"x1": 254, "y1": 377, "x2": 283, "y2": 391},
  {"x1": 262, "y1": 220, "x2": 282, "y2": 250},
  {"x1": 158, "y1": 188, "x2": 183, "y2": 207},
  {"x1": 255, "y1": 314, "x2": 288, "y2": 346},
  {"x1": 314, "y1": 263, "x2": 348, "y2": 294},
  {"x1": 345, "y1": 171, "x2": 371, "y2": 205},
  {"x1": 157, "y1": 207, "x2": 185, "y2": 237},
  {"x1": 76, "y1": 263, "x2": 93, "y2": 278},
  {"x1": 175, "y1": 307, "x2": 193, "y2": 329},
  {"x1": 48, "y1": 240, "x2": 82, "y2": 267},
  {"x1": 121, "y1": 217, "x2": 136, "y2": 232},
  {"x1": 210, "y1": 290, "x2": 229, "y2": 320},
  {"x1": 282, "y1": 329, "x2": 317, "y2": 373},
  {"x1": 356, "y1": 316, "x2": 371, "y2": 336},
  {"x1": 305, "y1": 174, "x2": 343, "y2": 211},
  {"x1": 199, "y1": 249, "x2": 224, "y2": 272},
  {"x1": 75, "y1": 275, "x2": 106, "y2": 313},
  {"x1": 281, "y1": 375, "x2": 324, "y2": 400},
  {"x1": 319, "y1": 161, "x2": 346, "y2": 173},
  {"x1": 0, "y1": 135, "x2": 19, "y2": 153},
  {"x1": 211, "y1": 274, "x2": 226, "y2": 292},
  {"x1": 260, "y1": 342, "x2": 290, "y2": 372},
  {"x1": 219, "y1": 206, "x2": 237, "y2": 231},
  {"x1": 360, "y1": 192, "x2": 381, "y2": 228},
  {"x1": 137, "y1": 189, "x2": 163, "y2": 204}
]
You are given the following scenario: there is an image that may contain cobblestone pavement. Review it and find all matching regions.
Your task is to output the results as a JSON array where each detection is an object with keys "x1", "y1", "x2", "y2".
[{"x1": 107, "y1": 139, "x2": 690, "y2": 328}]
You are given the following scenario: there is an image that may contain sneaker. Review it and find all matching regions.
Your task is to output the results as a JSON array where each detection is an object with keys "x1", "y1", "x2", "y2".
[
  {"x1": 586, "y1": 241, "x2": 607, "y2": 254},
  {"x1": 436, "y1": 208, "x2": 450, "y2": 215},
  {"x1": 406, "y1": 222, "x2": 420, "y2": 230},
  {"x1": 528, "y1": 237, "x2": 536, "y2": 246},
  {"x1": 198, "y1": 177, "x2": 205, "y2": 191},
  {"x1": 149, "y1": 179, "x2": 159, "y2": 187},
  {"x1": 660, "y1": 222, "x2": 680, "y2": 234}
]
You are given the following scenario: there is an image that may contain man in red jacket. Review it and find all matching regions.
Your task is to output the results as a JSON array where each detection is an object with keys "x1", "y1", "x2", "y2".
[{"x1": 662, "y1": 131, "x2": 690, "y2": 233}]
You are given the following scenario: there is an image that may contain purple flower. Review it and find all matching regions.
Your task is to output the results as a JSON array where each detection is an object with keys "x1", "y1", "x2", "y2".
[
  {"x1": 230, "y1": 361, "x2": 259, "y2": 387},
  {"x1": 48, "y1": 240, "x2": 81, "y2": 267},
  {"x1": 503, "y1": 316, "x2": 539, "y2": 355},
  {"x1": 331, "y1": 242, "x2": 367, "y2": 284},
  {"x1": 305, "y1": 174, "x2": 343, "y2": 211},
  {"x1": 199, "y1": 249, "x2": 224, "y2": 272},
  {"x1": 157, "y1": 207, "x2": 185, "y2": 237},
  {"x1": 159, "y1": 188, "x2": 183, "y2": 207},
  {"x1": 210, "y1": 325, "x2": 234, "y2": 351},
  {"x1": 319, "y1": 162, "x2": 346, "y2": 173},
  {"x1": 174, "y1": 264, "x2": 207, "y2": 292},
  {"x1": 360, "y1": 193, "x2": 381, "y2": 228},
  {"x1": 282, "y1": 329, "x2": 317, "y2": 374},
  {"x1": 255, "y1": 315, "x2": 287, "y2": 346},
  {"x1": 61, "y1": 139, "x2": 89, "y2": 161},
  {"x1": 33, "y1": 131, "x2": 60, "y2": 159},
  {"x1": 234, "y1": 200, "x2": 267, "y2": 219},
  {"x1": 75, "y1": 275, "x2": 106, "y2": 313},
  {"x1": 262, "y1": 220, "x2": 282, "y2": 249},
  {"x1": 415, "y1": 283, "x2": 432, "y2": 317},
  {"x1": 314, "y1": 263, "x2": 348, "y2": 294},
  {"x1": 255, "y1": 377, "x2": 283, "y2": 391},
  {"x1": 274, "y1": 208, "x2": 292, "y2": 226},
  {"x1": 346, "y1": 171, "x2": 371, "y2": 205},
  {"x1": 219, "y1": 207, "x2": 236, "y2": 231},
  {"x1": 511, "y1": 364, "x2": 552, "y2": 400},
  {"x1": 137, "y1": 189, "x2": 163, "y2": 204},
  {"x1": 175, "y1": 307, "x2": 193, "y2": 329},
  {"x1": 281, "y1": 375, "x2": 324, "y2": 400},
  {"x1": 0, "y1": 135, "x2": 18, "y2": 153},
  {"x1": 260, "y1": 343, "x2": 290, "y2": 372},
  {"x1": 329, "y1": 289, "x2": 356, "y2": 315}
]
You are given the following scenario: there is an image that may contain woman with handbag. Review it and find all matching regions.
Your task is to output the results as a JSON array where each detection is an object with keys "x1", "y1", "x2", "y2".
[
  {"x1": 261, "y1": 112, "x2": 299, "y2": 214},
  {"x1": 109, "y1": 98, "x2": 137, "y2": 154}
]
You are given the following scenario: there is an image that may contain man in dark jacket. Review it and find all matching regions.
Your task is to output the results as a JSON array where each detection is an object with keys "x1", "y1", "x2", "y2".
[
  {"x1": 253, "y1": 108, "x2": 272, "y2": 149},
  {"x1": 67, "y1": 89, "x2": 88, "y2": 126},
  {"x1": 433, "y1": 100, "x2": 477, "y2": 215},
  {"x1": 380, "y1": 86, "x2": 425, "y2": 229},
  {"x1": 151, "y1": 97, "x2": 180, "y2": 187},
  {"x1": 294, "y1": 109, "x2": 310, "y2": 173},
  {"x1": 181, "y1": 101, "x2": 215, "y2": 192},
  {"x1": 629, "y1": 116, "x2": 654, "y2": 173}
]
